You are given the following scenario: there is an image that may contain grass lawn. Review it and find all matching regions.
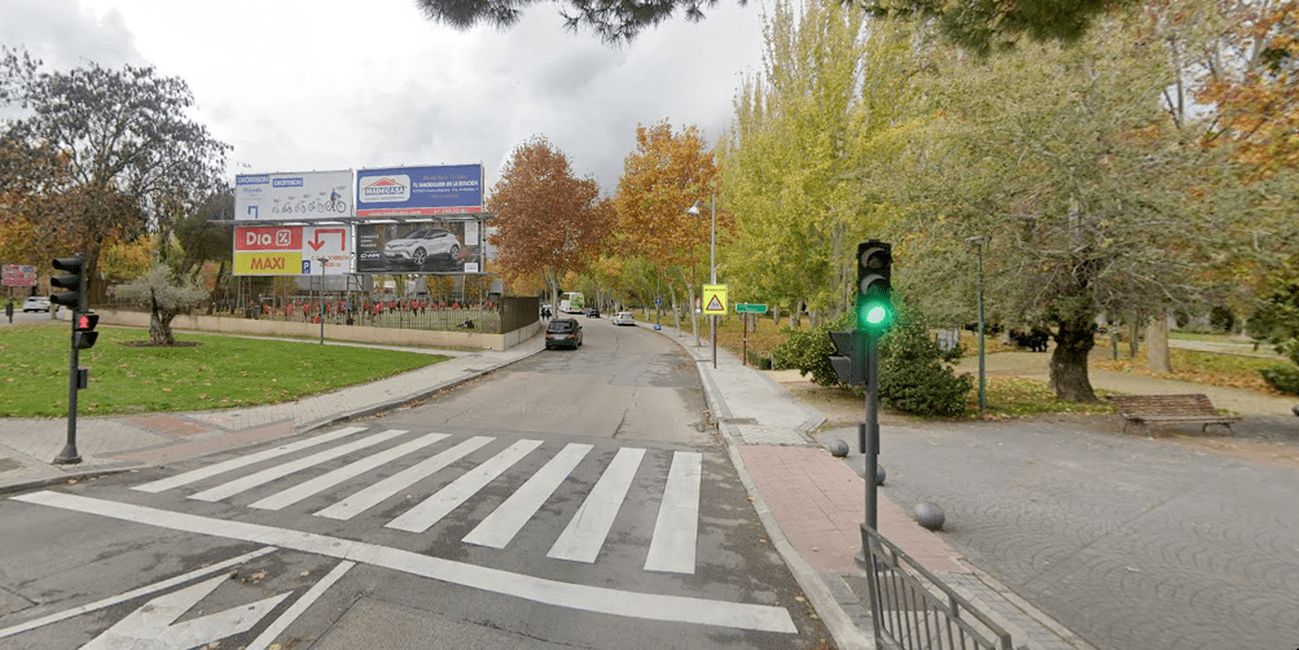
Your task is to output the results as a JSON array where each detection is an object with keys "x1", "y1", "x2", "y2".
[{"x1": 0, "y1": 324, "x2": 448, "y2": 418}]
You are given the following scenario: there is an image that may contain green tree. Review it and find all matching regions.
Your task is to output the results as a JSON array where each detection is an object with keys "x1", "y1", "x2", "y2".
[
  {"x1": 887, "y1": 11, "x2": 1224, "y2": 402},
  {"x1": 111, "y1": 261, "x2": 209, "y2": 346},
  {"x1": 0, "y1": 47, "x2": 229, "y2": 291},
  {"x1": 719, "y1": 0, "x2": 918, "y2": 323}
]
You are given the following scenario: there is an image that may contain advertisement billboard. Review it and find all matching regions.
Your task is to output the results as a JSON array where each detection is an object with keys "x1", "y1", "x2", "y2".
[
  {"x1": 355, "y1": 164, "x2": 483, "y2": 217},
  {"x1": 235, "y1": 170, "x2": 353, "y2": 221},
  {"x1": 355, "y1": 219, "x2": 482, "y2": 274},
  {"x1": 233, "y1": 225, "x2": 352, "y2": 276}
]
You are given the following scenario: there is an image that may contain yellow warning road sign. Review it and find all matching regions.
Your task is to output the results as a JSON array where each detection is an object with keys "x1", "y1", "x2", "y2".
[{"x1": 702, "y1": 284, "x2": 728, "y2": 315}]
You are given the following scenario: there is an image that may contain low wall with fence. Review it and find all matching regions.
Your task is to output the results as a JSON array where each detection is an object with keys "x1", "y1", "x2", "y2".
[{"x1": 97, "y1": 306, "x2": 541, "y2": 351}]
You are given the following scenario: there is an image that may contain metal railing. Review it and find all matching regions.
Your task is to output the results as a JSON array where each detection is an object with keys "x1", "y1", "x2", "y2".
[{"x1": 862, "y1": 525, "x2": 1014, "y2": 650}]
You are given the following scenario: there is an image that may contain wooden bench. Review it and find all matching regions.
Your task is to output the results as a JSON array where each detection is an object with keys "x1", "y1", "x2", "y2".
[{"x1": 1106, "y1": 394, "x2": 1240, "y2": 436}]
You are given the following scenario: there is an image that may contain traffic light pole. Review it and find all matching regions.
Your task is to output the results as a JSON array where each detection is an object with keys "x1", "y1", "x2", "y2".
[
  {"x1": 55, "y1": 317, "x2": 82, "y2": 465},
  {"x1": 855, "y1": 332, "x2": 880, "y2": 567}
]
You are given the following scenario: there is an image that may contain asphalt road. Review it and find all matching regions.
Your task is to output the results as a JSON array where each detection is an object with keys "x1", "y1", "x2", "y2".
[{"x1": 0, "y1": 316, "x2": 831, "y2": 649}]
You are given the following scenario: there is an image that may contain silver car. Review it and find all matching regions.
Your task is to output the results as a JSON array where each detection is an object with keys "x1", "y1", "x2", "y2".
[
  {"x1": 22, "y1": 296, "x2": 50, "y2": 312},
  {"x1": 382, "y1": 228, "x2": 461, "y2": 268}
]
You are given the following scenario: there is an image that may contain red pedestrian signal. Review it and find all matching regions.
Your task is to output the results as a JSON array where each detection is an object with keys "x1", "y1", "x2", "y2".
[{"x1": 74, "y1": 311, "x2": 99, "y2": 349}]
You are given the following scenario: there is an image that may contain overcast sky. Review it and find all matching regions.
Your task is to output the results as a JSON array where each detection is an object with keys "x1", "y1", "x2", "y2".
[{"x1": 1, "y1": 0, "x2": 767, "y2": 196}]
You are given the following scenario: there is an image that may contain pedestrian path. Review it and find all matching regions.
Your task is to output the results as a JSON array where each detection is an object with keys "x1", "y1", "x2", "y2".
[{"x1": 124, "y1": 426, "x2": 704, "y2": 574}]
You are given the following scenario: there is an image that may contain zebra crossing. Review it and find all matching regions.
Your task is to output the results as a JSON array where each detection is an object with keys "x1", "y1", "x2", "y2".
[{"x1": 132, "y1": 426, "x2": 705, "y2": 574}]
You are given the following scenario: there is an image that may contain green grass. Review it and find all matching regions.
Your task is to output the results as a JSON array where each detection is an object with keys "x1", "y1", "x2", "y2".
[
  {"x1": 0, "y1": 324, "x2": 448, "y2": 418},
  {"x1": 975, "y1": 377, "x2": 1117, "y2": 418}
]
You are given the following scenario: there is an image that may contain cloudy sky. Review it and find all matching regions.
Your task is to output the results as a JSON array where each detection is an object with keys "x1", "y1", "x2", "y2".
[{"x1": 2, "y1": 0, "x2": 767, "y2": 195}]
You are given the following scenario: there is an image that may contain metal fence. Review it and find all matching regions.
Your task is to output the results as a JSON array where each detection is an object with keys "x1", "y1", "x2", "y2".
[{"x1": 862, "y1": 525, "x2": 1014, "y2": 650}]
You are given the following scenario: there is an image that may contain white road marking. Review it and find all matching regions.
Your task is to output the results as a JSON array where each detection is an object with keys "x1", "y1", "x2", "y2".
[
  {"x1": 244, "y1": 560, "x2": 355, "y2": 650},
  {"x1": 547, "y1": 447, "x2": 645, "y2": 564},
  {"x1": 80, "y1": 573, "x2": 291, "y2": 650},
  {"x1": 134, "y1": 426, "x2": 369, "y2": 494},
  {"x1": 190, "y1": 429, "x2": 409, "y2": 502},
  {"x1": 643, "y1": 451, "x2": 703, "y2": 574},
  {"x1": 386, "y1": 439, "x2": 543, "y2": 533},
  {"x1": 313, "y1": 436, "x2": 494, "y2": 520},
  {"x1": 248, "y1": 433, "x2": 447, "y2": 511},
  {"x1": 12, "y1": 491, "x2": 796, "y2": 634},
  {"x1": 0, "y1": 547, "x2": 277, "y2": 640},
  {"x1": 462, "y1": 442, "x2": 593, "y2": 549}
]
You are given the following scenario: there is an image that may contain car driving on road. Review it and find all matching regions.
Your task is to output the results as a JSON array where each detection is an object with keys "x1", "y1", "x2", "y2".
[
  {"x1": 544, "y1": 318, "x2": 583, "y2": 350},
  {"x1": 382, "y1": 228, "x2": 461, "y2": 269},
  {"x1": 612, "y1": 311, "x2": 635, "y2": 326},
  {"x1": 22, "y1": 296, "x2": 50, "y2": 312}
]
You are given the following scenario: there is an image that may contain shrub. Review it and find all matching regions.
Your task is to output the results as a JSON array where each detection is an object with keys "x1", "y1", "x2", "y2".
[
  {"x1": 1260, "y1": 341, "x2": 1299, "y2": 395},
  {"x1": 877, "y1": 304, "x2": 973, "y2": 417},
  {"x1": 771, "y1": 316, "x2": 850, "y2": 387}
]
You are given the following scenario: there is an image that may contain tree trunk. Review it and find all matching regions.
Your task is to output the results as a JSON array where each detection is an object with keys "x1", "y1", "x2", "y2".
[
  {"x1": 1146, "y1": 314, "x2": 1171, "y2": 373},
  {"x1": 1049, "y1": 316, "x2": 1098, "y2": 402}
]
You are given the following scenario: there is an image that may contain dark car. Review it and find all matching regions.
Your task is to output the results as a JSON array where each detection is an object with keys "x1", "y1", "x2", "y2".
[
  {"x1": 585, "y1": 307, "x2": 600, "y2": 318},
  {"x1": 545, "y1": 318, "x2": 583, "y2": 350}
]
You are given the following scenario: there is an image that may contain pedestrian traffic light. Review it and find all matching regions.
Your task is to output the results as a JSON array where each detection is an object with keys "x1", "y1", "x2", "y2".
[
  {"x1": 856, "y1": 241, "x2": 892, "y2": 333},
  {"x1": 74, "y1": 311, "x2": 99, "y2": 350},
  {"x1": 51, "y1": 255, "x2": 86, "y2": 310},
  {"x1": 827, "y1": 330, "x2": 866, "y2": 386}
]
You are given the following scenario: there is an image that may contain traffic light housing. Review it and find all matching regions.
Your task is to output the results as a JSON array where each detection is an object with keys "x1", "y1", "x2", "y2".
[
  {"x1": 51, "y1": 255, "x2": 86, "y2": 310},
  {"x1": 827, "y1": 330, "x2": 866, "y2": 386},
  {"x1": 74, "y1": 311, "x2": 99, "y2": 350},
  {"x1": 856, "y1": 241, "x2": 893, "y2": 333}
]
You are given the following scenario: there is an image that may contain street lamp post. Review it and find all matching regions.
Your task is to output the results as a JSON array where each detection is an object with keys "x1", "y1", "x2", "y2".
[
  {"x1": 687, "y1": 196, "x2": 718, "y2": 369},
  {"x1": 966, "y1": 236, "x2": 987, "y2": 411}
]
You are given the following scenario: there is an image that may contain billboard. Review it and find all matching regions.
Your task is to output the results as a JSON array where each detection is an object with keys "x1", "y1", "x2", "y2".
[
  {"x1": 355, "y1": 219, "x2": 482, "y2": 274},
  {"x1": 233, "y1": 225, "x2": 352, "y2": 276},
  {"x1": 235, "y1": 170, "x2": 353, "y2": 221},
  {"x1": 355, "y1": 164, "x2": 483, "y2": 217}
]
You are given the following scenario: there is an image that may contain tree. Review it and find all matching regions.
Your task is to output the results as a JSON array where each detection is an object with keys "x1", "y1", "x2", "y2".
[
  {"x1": 0, "y1": 47, "x2": 229, "y2": 290},
  {"x1": 413, "y1": 0, "x2": 1136, "y2": 49},
  {"x1": 487, "y1": 136, "x2": 611, "y2": 307},
  {"x1": 886, "y1": 11, "x2": 1223, "y2": 402},
  {"x1": 111, "y1": 262, "x2": 209, "y2": 346},
  {"x1": 719, "y1": 0, "x2": 917, "y2": 324},
  {"x1": 613, "y1": 120, "x2": 722, "y2": 340}
]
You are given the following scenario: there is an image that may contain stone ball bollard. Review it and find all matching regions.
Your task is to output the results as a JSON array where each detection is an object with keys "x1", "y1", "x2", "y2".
[
  {"x1": 829, "y1": 439, "x2": 850, "y2": 457},
  {"x1": 875, "y1": 465, "x2": 886, "y2": 485},
  {"x1": 1292, "y1": 403, "x2": 1299, "y2": 417},
  {"x1": 914, "y1": 502, "x2": 945, "y2": 530}
]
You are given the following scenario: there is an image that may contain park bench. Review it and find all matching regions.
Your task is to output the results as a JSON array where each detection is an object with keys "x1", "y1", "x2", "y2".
[{"x1": 1106, "y1": 394, "x2": 1240, "y2": 436}]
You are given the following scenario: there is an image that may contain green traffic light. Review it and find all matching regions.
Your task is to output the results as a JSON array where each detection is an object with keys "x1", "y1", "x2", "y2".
[
  {"x1": 857, "y1": 300, "x2": 892, "y2": 331},
  {"x1": 865, "y1": 305, "x2": 888, "y2": 325}
]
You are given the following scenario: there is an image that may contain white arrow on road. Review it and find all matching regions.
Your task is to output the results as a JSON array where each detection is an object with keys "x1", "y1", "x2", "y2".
[{"x1": 81, "y1": 574, "x2": 290, "y2": 650}]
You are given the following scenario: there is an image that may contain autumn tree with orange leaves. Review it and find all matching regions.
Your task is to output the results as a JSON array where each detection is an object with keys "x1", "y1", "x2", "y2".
[
  {"x1": 487, "y1": 136, "x2": 612, "y2": 308},
  {"x1": 613, "y1": 120, "x2": 726, "y2": 341}
]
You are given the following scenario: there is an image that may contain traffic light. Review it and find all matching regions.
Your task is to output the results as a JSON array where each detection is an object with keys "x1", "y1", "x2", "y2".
[
  {"x1": 827, "y1": 330, "x2": 866, "y2": 386},
  {"x1": 51, "y1": 255, "x2": 86, "y2": 310},
  {"x1": 856, "y1": 241, "x2": 893, "y2": 333},
  {"x1": 74, "y1": 311, "x2": 99, "y2": 350}
]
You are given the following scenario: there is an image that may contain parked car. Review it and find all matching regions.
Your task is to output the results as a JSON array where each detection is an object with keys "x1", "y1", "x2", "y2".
[
  {"x1": 545, "y1": 318, "x2": 583, "y2": 350},
  {"x1": 382, "y1": 228, "x2": 461, "y2": 268},
  {"x1": 612, "y1": 311, "x2": 635, "y2": 326},
  {"x1": 22, "y1": 296, "x2": 50, "y2": 313}
]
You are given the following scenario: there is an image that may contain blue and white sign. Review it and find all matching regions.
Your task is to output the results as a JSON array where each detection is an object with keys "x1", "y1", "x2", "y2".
[
  {"x1": 356, "y1": 164, "x2": 483, "y2": 217},
  {"x1": 235, "y1": 170, "x2": 353, "y2": 221}
]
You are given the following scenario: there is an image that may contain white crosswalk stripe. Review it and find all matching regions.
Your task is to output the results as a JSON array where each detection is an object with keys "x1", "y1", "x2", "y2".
[
  {"x1": 547, "y1": 447, "x2": 646, "y2": 564},
  {"x1": 190, "y1": 429, "x2": 409, "y2": 502},
  {"x1": 463, "y1": 442, "x2": 593, "y2": 549},
  {"x1": 135, "y1": 428, "x2": 702, "y2": 573},
  {"x1": 313, "y1": 435, "x2": 494, "y2": 521}
]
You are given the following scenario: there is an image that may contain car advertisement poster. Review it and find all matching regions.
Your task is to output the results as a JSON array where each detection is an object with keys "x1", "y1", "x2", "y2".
[
  {"x1": 355, "y1": 164, "x2": 483, "y2": 217},
  {"x1": 355, "y1": 220, "x2": 481, "y2": 274},
  {"x1": 235, "y1": 170, "x2": 353, "y2": 221},
  {"x1": 233, "y1": 225, "x2": 352, "y2": 276}
]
